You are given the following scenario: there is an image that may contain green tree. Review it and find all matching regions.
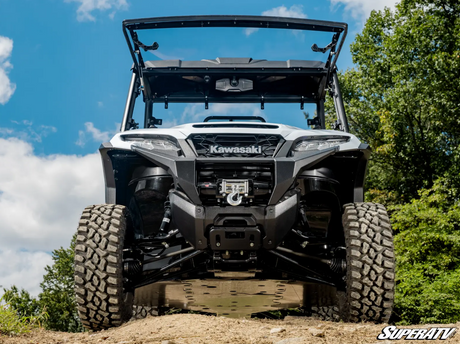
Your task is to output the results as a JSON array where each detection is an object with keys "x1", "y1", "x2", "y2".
[
  {"x1": 2, "y1": 286, "x2": 41, "y2": 319},
  {"x1": 323, "y1": 0, "x2": 460, "y2": 324},
  {"x1": 329, "y1": 0, "x2": 460, "y2": 203},
  {"x1": 391, "y1": 179, "x2": 460, "y2": 324},
  {"x1": 3, "y1": 235, "x2": 83, "y2": 332},
  {"x1": 38, "y1": 234, "x2": 83, "y2": 332}
]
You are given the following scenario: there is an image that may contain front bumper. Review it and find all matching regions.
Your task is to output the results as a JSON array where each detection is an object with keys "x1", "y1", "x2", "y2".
[{"x1": 170, "y1": 191, "x2": 298, "y2": 250}]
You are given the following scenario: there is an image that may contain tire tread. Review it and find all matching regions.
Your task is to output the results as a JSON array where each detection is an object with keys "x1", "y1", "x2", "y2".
[
  {"x1": 74, "y1": 204, "x2": 132, "y2": 331},
  {"x1": 343, "y1": 202, "x2": 395, "y2": 322}
]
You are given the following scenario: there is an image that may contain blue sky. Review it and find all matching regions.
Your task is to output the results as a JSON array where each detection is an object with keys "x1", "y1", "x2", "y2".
[{"x1": 0, "y1": 0, "x2": 398, "y2": 295}]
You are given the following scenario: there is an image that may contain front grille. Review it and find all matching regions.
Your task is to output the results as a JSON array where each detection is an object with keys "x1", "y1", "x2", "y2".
[{"x1": 190, "y1": 134, "x2": 282, "y2": 158}]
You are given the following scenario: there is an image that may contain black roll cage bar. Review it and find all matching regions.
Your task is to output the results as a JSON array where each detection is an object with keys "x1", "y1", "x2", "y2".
[{"x1": 120, "y1": 16, "x2": 349, "y2": 133}]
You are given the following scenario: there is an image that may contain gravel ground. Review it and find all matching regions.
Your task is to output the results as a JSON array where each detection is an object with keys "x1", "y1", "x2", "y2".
[{"x1": 1, "y1": 314, "x2": 458, "y2": 344}]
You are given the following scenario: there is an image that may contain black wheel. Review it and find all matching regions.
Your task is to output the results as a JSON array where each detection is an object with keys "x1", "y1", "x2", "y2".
[
  {"x1": 132, "y1": 305, "x2": 159, "y2": 320},
  {"x1": 74, "y1": 204, "x2": 133, "y2": 331},
  {"x1": 310, "y1": 305, "x2": 340, "y2": 322},
  {"x1": 341, "y1": 202, "x2": 395, "y2": 322}
]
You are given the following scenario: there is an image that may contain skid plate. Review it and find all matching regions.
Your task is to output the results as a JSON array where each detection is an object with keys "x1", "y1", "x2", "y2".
[{"x1": 134, "y1": 279, "x2": 337, "y2": 318}]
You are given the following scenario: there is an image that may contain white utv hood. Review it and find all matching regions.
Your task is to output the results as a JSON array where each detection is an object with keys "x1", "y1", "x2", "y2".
[{"x1": 109, "y1": 122, "x2": 362, "y2": 152}]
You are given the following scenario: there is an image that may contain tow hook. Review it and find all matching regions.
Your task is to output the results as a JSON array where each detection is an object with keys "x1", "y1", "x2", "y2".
[{"x1": 227, "y1": 185, "x2": 243, "y2": 206}]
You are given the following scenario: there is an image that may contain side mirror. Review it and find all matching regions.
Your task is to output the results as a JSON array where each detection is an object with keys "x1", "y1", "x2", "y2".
[
  {"x1": 307, "y1": 117, "x2": 321, "y2": 129},
  {"x1": 148, "y1": 117, "x2": 163, "y2": 128},
  {"x1": 152, "y1": 118, "x2": 162, "y2": 126}
]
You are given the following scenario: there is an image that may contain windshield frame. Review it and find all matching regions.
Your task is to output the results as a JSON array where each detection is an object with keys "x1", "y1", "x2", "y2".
[{"x1": 122, "y1": 15, "x2": 347, "y2": 78}]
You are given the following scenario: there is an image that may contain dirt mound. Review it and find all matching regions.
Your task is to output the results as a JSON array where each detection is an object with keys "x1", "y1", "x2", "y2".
[{"x1": 1, "y1": 314, "x2": 458, "y2": 344}]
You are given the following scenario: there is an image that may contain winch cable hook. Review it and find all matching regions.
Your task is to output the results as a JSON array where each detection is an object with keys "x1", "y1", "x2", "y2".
[{"x1": 227, "y1": 185, "x2": 243, "y2": 206}]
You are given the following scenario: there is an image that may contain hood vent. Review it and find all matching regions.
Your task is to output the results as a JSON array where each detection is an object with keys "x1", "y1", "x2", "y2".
[{"x1": 192, "y1": 123, "x2": 279, "y2": 129}]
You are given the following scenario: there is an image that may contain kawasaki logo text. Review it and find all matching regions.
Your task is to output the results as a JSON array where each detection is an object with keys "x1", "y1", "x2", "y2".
[
  {"x1": 377, "y1": 326, "x2": 456, "y2": 340},
  {"x1": 209, "y1": 145, "x2": 262, "y2": 154}
]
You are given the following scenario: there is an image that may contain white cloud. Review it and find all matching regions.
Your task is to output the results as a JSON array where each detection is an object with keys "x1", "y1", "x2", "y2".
[
  {"x1": 0, "y1": 251, "x2": 53, "y2": 297},
  {"x1": 329, "y1": 0, "x2": 399, "y2": 22},
  {"x1": 262, "y1": 4, "x2": 307, "y2": 18},
  {"x1": 1, "y1": 120, "x2": 57, "y2": 142},
  {"x1": 244, "y1": 28, "x2": 259, "y2": 36},
  {"x1": 0, "y1": 36, "x2": 16, "y2": 105},
  {"x1": 0, "y1": 138, "x2": 104, "y2": 294},
  {"x1": 150, "y1": 50, "x2": 185, "y2": 61},
  {"x1": 245, "y1": 5, "x2": 307, "y2": 36},
  {"x1": 0, "y1": 138, "x2": 104, "y2": 251},
  {"x1": 76, "y1": 121, "x2": 117, "y2": 147},
  {"x1": 0, "y1": 128, "x2": 13, "y2": 135},
  {"x1": 64, "y1": 0, "x2": 128, "y2": 22},
  {"x1": 85, "y1": 122, "x2": 110, "y2": 141},
  {"x1": 210, "y1": 103, "x2": 264, "y2": 117}
]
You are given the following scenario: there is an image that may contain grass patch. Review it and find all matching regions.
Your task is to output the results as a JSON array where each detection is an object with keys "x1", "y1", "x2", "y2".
[{"x1": 0, "y1": 296, "x2": 47, "y2": 336}]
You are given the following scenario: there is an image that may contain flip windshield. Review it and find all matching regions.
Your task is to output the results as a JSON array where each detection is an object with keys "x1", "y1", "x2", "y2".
[
  {"x1": 122, "y1": 16, "x2": 347, "y2": 130},
  {"x1": 136, "y1": 27, "x2": 336, "y2": 64}
]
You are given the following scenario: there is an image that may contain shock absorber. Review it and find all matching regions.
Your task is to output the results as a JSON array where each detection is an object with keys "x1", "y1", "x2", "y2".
[
  {"x1": 159, "y1": 200, "x2": 171, "y2": 233},
  {"x1": 299, "y1": 206, "x2": 308, "y2": 226}
]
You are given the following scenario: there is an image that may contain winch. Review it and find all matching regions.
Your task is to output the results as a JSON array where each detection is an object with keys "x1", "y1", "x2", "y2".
[{"x1": 219, "y1": 179, "x2": 250, "y2": 206}]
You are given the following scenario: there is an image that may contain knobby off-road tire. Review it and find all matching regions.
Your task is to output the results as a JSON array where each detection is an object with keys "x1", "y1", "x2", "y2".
[
  {"x1": 132, "y1": 305, "x2": 159, "y2": 320},
  {"x1": 342, "y1": 202, "x2": 395, "y2": 322},
  {"x1": 74, "y1": 204, "x2": 133, "y2": 331},
  {"x1": 310, "y1": 305, "x2": 340, "y2": 322}
]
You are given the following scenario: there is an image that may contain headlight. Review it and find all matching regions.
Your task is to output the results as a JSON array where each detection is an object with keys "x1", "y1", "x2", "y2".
[
  {"x1": 294, "y1": 138, "x2": 349, "y2": 152},
  {"x1": 131, "y1": 139, "x2": 178, "y2": 151}
]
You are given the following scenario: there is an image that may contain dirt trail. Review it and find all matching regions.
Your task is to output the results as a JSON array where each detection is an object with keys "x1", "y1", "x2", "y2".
[{"x1": 1, "y1": 314, "x2": 458, "y2": 344}]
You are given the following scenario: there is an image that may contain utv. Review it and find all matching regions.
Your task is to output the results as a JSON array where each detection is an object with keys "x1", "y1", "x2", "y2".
[{"x1": 74, "y1": 15, "x2": 395, "y2": 330}]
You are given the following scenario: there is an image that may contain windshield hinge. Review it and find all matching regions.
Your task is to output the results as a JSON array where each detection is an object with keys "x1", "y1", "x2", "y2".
[
  {"x1": 132, "y1": 31, "x2": 159, "y2": 51},
  {"x1": 311, "y1": 32, "x2": 339, "y2": 54},
  {"x1": 333, "y1": 119, "x2": 342, "y2": 131},
  {"x1": 311, "y1": 41, "x2": 335, "y2": 53}
]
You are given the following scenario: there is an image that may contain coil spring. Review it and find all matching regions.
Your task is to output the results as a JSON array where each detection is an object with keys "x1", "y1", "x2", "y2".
[
  {"x1": 329, "y1": 258, "x2": 346, "y2": 274},
  {"x1": 123, "y1": 259, "x2": 142, "y2": 276}
]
